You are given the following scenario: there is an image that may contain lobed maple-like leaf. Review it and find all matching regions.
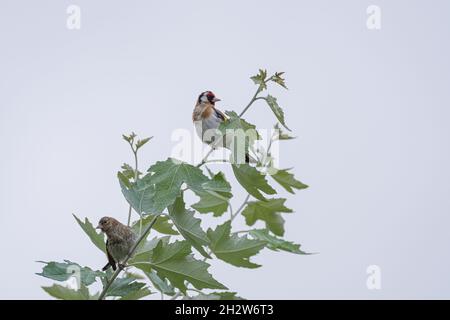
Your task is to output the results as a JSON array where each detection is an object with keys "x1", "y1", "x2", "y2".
[
  {"x1": 132, "y1": 239, "x2": 227, "y2": 294},
  {"x1": 208, "y1": 221, "x2": 265, "y2": 268},
  {"x1": 242, "y1": 198, "x2": 293, "y2": 236}
]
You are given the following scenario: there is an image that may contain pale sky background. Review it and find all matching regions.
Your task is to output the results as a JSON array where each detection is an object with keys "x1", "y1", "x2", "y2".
[{"x1": 1, "y1": 0, "x2": 450, "y2": 299}]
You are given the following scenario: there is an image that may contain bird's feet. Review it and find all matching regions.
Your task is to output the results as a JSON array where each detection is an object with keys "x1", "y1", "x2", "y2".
[{"x1": 118, "y1": 263, "x2": 128, "y2": 270}]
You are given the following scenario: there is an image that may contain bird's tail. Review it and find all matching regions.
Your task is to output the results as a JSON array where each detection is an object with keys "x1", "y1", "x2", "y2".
[
  {"x1": 102, "y1": 262, "x2": 117, "y2": 271},
  {"x1": 245, "y1": 152, "x2": 258, "y2": 164}
]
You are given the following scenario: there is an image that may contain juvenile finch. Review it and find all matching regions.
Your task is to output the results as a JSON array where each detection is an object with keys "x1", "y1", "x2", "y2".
[
  {"x1": 192, "y1": 91, "x2": 252, "y2": 163},
  {"x1": 96, "y1": 217, "x2": 137, "y2": 271}
]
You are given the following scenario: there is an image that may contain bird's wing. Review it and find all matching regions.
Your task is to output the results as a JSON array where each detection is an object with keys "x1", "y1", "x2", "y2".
[
  {"x1": 213, "y1": 107, "x2": 228, "y2": 122},
  {"x1": 105, "y1": 239, "x2": 117, "y2": 271}
]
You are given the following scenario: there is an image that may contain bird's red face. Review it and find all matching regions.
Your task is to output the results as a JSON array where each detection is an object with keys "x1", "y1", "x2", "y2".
[{"x1": 198, "y1": 91, "x2": 221, "y2": 104}]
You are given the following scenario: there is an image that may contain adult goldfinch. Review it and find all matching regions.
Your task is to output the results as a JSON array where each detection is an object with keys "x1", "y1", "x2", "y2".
[
  {"x1": 192, "y1": 91, "x2": 252, "y2": 163},
  {"x1": 192, "y1": 91, "x2": 226, "y2": 144}
]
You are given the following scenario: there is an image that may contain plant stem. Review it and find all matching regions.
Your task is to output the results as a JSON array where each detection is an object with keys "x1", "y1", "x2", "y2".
[
  {"x1": 196, "y1": 146, "x2": 216, "y2": 168},
  {"x1": 231, "y1": 229, "x2": 252, "y2": 235},
  {"x1": 127, "y1": 205, "x2": 133, "y2": 227},
  {"x1": 230, "y1": 194, "x2": 250, "y2": 222},
  {"x1": 239, "y1": 76, "x2": 273, "y2": 118},
  {"x1": 203, "y1": 159, "x2": 230, "y2": 165},
  {"x1": 170, "y1": 249, "x2": 211, "y2": 300},
  {"x1": 170, "y1": 292, "x2": 183, "y2": 300},
  {"x1": 239, "y1": 96, "x2": 265, "y2": 118},
  {"x1": 127, "y1": 143, "x2": 139, "y2": 227},
  {"x1": 98, "y1": 215, "x2": 159, "y2": 300}
]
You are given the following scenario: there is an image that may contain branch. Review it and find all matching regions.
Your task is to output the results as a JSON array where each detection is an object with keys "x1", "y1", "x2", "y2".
[
  {"x1": 230, "y1": 194, "x2": 250, "y2": 222},
  {"x1": 239, "y1": 76, "x2": 273, "y2": 118},
  {"x1": 203, "y1": 159, "x2": 230, "y2": 165},
  {"x1": 231, "y1": 229, "x2": 253, "y2": 235},
  {"x1": 196, "y1": 147, "x2": 216, "y2": 168},
  {"x1": 127, "y1": 140, "x2": 139, "y2": 227},
  {"x1": 170, "y1": 292, "x2": 183, "y2": 300},
  {"x1": 98, "y1": 215, "x2": 159, "y2": 300},
  {"x1": 239, "y1": 96, "x2": 265, "y2": 118}
]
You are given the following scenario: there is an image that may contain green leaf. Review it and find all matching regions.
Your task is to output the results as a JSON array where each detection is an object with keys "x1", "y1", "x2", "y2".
[
  {"x1": 120, "y1": 287, "x2": 152, "y2": 300},
  {"x1": 122, "y1": 271, "x2": 146, "y2": 280},
  {"x1": 133, "y1": 236, "x2": 168, "y2": 256},
  {"x1": 220, "y1": 111, "x2": 259, "y2": 137},
  {"x1": 73, "y1": 214, "x2": 105, "y2": 253},
  {"x1": 219, "y1": 111, "x2": 260, "y2": 163},
  {"x1": 249, "y1": 229, "x2": 308, "y2": 254},
  {"x1": 132, "y1": 214, "x2": 178, "y2": 236},
  {"x1": 265, "y1": 95, "x2": 290, "y2": 131},
  {"x1": 136, "y1": 136, "x2": 153, "y2": 150},
  {"x1": 208, "y1": 221, "x2": 265, "y2": 268},
  {"x1": 122, "y1": 134, "x2": 132, "y2": 143},
  {"x1": 121, "y1": 158, "x2": 232, "y2": 215},
  {"x1": 36, "y1": 260, "x2": 103, "y2": 286},
  {"x1": 119, "y1": 178, "x2": 157, "y2": 214},
  {"x1": 120, "y1": 163, "x2": 137, "y2": 181},
  {"x1": 274, "y1": 123, "x2": 296, "y2": 140},
  {"x1": 102, "y1": 276, "x2": 148, "y2": 298},
  {"x1": 145, "y1": 158, "x2": 210, "y2": 213},
  {"x1": 271, "y1": 168, "x2": 308, "y2": 194},
  {"x1": 42, "y1": 284, "x2": 93, "y2": 300},
  {"x1": 145, "y1": 270, "x2": 176, "y2": 296},
  {"x1": 231, "y1": 164, "x2": 276, "y2": 201},
  {"x1": 168, "y1": 195, "x2": 211, "y2": 258},
  {"x1": 185, "y1": 291, "x2": 244, "y2": 300},
  {"x1": 250, "y1": 69, "x2": 267, "y2": 90},
  {"x1": 133, "y1": 239, "x2": 227, "y2": 294},
  {"x1": 118, "y1": 171, "x2": 132, "y2": 188},
  {"x1": 271, "y1": 71, "x2": 288, "y2": 89},
  {"x1": 242, "y1": 198, "x2": 293, "y2": 236},
  {"x1": 192, "y1": 172, "x2": 232, "y2": 216}
]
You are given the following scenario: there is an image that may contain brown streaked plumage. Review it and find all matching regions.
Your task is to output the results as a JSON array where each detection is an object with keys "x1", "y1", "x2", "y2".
[{"x1": 96, "y1": 217, "x2": 137, "y2": 271}]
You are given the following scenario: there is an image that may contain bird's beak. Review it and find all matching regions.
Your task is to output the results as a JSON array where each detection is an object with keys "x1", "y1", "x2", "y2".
[
  {"x1": 213, "y1": 97, "x2": 221, "y2": 102},
  {"x1": 96, "y1": 224, "x2": 101, "y2": 230}
]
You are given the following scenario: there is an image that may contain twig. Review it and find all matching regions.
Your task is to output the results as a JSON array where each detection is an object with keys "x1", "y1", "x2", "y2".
[
  {"x1": 231, "y1": 229, "x2": 253, "y2": 235},
  {"x1": 98, "y1": 215, "x2": 159, "y2": 300},
  {"x1": 170, "y1": 292, "x2": 183, "y2": 300},
  {"x1": 196, "y1": 146, "x2": 216, "y2": 168},
  {"x1": 238, "y1": 77, "x2": 272, "y2": 118},
  {"x1": 169, "y1": 248, "x2": 213, "y2": 300},
  {"x1": 187, "y1": 288, "x2": 204, "y2": 294},
  {"x1": 126, "y1": 139, "x2": 139, "y2": 227},
  {"x1": 230, "y1": 194, "x2": 251, "y2": 222},
  {"x1": 203, "y1": 159, "x2": 230, "y2": 165},
  {"x1": 239, "y1": 96, "x2": 265, "y2": 118}
]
